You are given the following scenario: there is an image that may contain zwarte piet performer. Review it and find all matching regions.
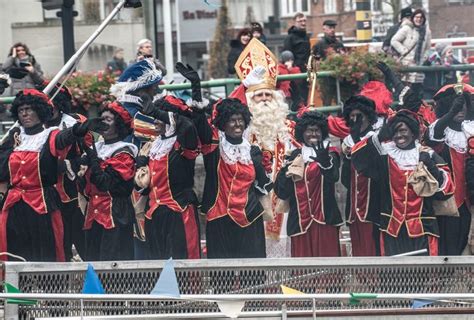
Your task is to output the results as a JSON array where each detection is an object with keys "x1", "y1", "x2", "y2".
[
  {"x1": 79, "y1": 101, "x2": 138, "y2": 261},
  {"x1": 0, "y1": 89, "x2": 100, "y2": 261},
  {"x1": 352, "y1": 110, "x2": 454, "y2": 256},
  {"x1": 340, "y1": 96, "x2": 380, "y2": 256},
  {"x1": 425, "y1": 84, "x2": 474, "y2": 255},
  {"x1": 197, "y1": 98, "x2": 273, "y2": 258},
  {"x1": 275, "y1": 110, "x2": 343, "y2": 257}
]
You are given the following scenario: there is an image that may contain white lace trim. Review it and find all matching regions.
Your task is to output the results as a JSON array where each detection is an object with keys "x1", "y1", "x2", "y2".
[
  {"x1": 381, "y1": 141, "x2": 421, "y2": 170},
  {"x1": 301, "y1": 140, "x2": 330, "y2": 163},
  {"x1": 373, "y1": 116, "x2": 385, "y2": 132},
  {"x1": 118, "y1": 94, "x2": 142, "y2": 106},
  {"x1": 59, "y1": 113, "x2": 78, "y2": 130},
  {"x1": 15, "y1": 127, "x2": 57, "y2": 152},
  {"x1": 95, "y1": 141, "x2": 138, "y2": 160},
  {"x1": 218, "y1": 130, "x2": 252, "y2": 165},
  {"x1": 149, "y1": 136, "x2": 177, "y2": 160},
  {"x1": 428, "y1": 119, "x2": 474, "y2": 153},
  {"x1": 186, "y1": 98, "x2": 209, "y2": 110},
  {"x1": 342, "y1": 131, "x2": 375, "y2": 149}
]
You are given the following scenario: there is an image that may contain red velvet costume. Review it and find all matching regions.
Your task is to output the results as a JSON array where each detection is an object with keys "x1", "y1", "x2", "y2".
[
  {"x1": 426, "y1": 119, "x2": 474, "y2": 254},
  {"x1": 81, "y1": 140, "x2": 137, "y2": 261},
  {"x1": 341, "y1": 131, "x2": 381, "y2": 256},
  {"x1": 137, "y1": 112, "x2": 200, "y2": 260},
  {"x1": 0, "y1": 125, "x2": 80, "y2": 261},
  {"x1": 274, "y1": 143, "x2": 343, "y2": 257},
  {"x1": 196, "y1": 111, "x2": 273, "y2": 258},
  {"x1": 352, "y1": 135, "x2": 454, "y2": 256}
]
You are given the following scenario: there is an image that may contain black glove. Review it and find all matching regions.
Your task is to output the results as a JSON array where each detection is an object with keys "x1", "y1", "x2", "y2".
[
  {"x1": 349, "y1": 114, "x2": 363, "y2": 143},
  {"x1": 432, "y1": 95, "x2": 466, "y2": 139},
  {"x1": 419, "y1": 151, "x2": 443, "y2": 184},
  {"x1": 310, "y1": 141, "x2": 331, "y2": 168},
  {"x1": 450, "y1": 95, "x2": 466, "y2": 116},
  {"x1": 142, "y1": 99, "x2": 170, "y2": 123},
  {"x1": 73, "y1": 118, "x2": 109, "y2": 137},
  {"x1": 376, "y1": 61, "x2": 404, "y2": 95},
  {"x1": 377, "y1": 118, "x2": 392, "y2": 142},
  {"x1": 176, "y1": 62, "x2": 202, "y2": 102}
]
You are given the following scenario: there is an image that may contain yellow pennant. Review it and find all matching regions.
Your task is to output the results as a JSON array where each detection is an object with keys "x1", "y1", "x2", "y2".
[{"x1": 280, "y1": 285, "x2": 304, "y2": 295}]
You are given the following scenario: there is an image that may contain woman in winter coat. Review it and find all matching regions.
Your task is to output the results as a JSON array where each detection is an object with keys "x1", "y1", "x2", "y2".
[
  {"x1": 2, "y1": 43, "x2": 44, "y2": 96},
  {"x1": 227, "y1": 29, "x2": 252, "y2": 75},
  {"x1": 391, "y1": 9, "x2": 431, "y2": 95}
]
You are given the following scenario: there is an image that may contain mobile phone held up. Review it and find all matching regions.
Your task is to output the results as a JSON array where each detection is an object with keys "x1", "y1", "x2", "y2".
[{"x1": 19, "y1": 62, "x2": 32, "y2": 68}]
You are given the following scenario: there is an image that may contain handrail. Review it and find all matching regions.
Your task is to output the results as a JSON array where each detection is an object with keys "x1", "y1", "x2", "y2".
[{"x1": 0, "y1": 64, "x2": 472, "y2": 105}]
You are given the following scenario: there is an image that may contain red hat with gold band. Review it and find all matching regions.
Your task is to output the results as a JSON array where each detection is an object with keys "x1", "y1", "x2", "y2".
[
  {"x1": 104, "y1": 101, "x2": 133, "y2": 127},
  {"x1": 234, "y1": 38, "x2": 278, "y2": 92}
]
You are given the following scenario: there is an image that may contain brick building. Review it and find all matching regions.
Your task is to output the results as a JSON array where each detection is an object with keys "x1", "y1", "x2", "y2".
[{"x1": 428, "y1": 0, "x2": 473, "y2": 38}]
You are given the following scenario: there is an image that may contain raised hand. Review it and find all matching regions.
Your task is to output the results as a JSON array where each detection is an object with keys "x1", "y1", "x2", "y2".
[
  {"x1": 450, "y1": 95, "x2": 466, "y2": 116},
  {"x1": 73, "y1": 118, "x2": 109, "y2": 137},
  {"x1": 310, "y1": 140, "x2": 331, "y2": 167},
  {"x1": 176, "y1": 62, "x2": 202, "y2": 102},
  {"x1": 377, "y1": 118, "x2": 392, "y2": 142},
  {"x1": 350, "y1": 114, "x2": 363, "y2": 143}
]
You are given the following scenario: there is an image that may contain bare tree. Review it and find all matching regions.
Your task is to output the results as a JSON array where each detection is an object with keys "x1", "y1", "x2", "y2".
[{"x1": 208, "y1": 0, "x2": 232, "y2": 78}]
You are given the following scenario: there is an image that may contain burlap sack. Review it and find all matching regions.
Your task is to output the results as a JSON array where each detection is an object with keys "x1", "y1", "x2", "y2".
[
  {"x1": 134, "y1": 166, "x2": 151, "y2": 189},
  {"x1": 433, "y1": 196, "x2": 459, "y2": 217},
  {"x1": 408, "y1": 162, "x2": 438, "y2": 197},
  {"x1": 285, "y1": 154, "x2": 304, "y2": 182}
]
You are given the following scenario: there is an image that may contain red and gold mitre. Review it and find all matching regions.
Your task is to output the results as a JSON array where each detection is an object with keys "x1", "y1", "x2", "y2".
[{"x1": 234, "y1": 38, "x2": 278, "y2": 92}]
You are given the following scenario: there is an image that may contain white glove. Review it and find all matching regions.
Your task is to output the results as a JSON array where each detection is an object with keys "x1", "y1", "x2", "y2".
[{"x1": 242, "y1": 65, "x2": 266, "y2": 88}]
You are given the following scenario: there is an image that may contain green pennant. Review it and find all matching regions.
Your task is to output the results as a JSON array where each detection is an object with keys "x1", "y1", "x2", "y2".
[
  {"x1": 4, "y1": 282, "x2": 37, "y2": 305},
  {"x1": 349, "y1": 292, "x2": 378, "y2": 305}
]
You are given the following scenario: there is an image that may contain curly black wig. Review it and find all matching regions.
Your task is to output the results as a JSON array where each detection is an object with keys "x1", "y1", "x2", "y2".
[
  {"x1": 36, "y1": 83, "x2": 73, "y2": 114},
  {"x1": 388, "y1": 109, "x2": 420, "y2": 139},
  {"x1": 295, "y1": 110, "x2": 328, "y2": 143},
  {"x1": 11, "y1": 92, "x2": 52, "y2": 123},
  {"x1": 434, "y1": 90, "x2": 471, "y2": 118},
  {"x1": 99, "y1": 108, "x2": 133, "y2": 140},
  {"x1": 212, "y1": 98, "x2": 252, "y2": 131},
  {"x1": 342, "y1": 95, "x2": 377, "y2": 126}
]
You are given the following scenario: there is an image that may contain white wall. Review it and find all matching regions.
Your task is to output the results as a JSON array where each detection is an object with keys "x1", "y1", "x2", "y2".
[{"x1": 0, "y1": 0, "x2": 44, "y2": 62}]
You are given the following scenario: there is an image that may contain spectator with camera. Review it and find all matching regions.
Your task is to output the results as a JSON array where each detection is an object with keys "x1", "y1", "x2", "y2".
[{"x1": 2, "y1": 42, "x2": 44, "y2": 96}]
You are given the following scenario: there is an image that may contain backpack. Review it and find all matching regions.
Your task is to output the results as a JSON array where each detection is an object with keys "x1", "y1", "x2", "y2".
[{"x1": 382, "y1": 24, "x2": 402, "y2": 58}]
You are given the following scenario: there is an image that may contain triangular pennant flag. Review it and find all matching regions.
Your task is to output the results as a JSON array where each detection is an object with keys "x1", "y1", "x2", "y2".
[
  {"x1": 151, "y1": 258, "x2": 180, "y2": 298},
  {"x1": 412, "y1": 299, "x2": 434, "y2": 309},
  {"x1": 349, "y1": 293, "x2": 378, "y2": 305},
  {"x1": 82, "y1": 263, "x2": 105, "y2": 294},
  {"x1": 4, "y1": 282, "x2": 37, "y2": 305},
  {"x1": 203, "y1": 0, "x2": 221, "y2": 7},
  {"x1": 217, "y1": 300, "x2": 245, "y2": 318},
  {"x1": 280, "y1": 285, "x2": 304, "y2": 295}
]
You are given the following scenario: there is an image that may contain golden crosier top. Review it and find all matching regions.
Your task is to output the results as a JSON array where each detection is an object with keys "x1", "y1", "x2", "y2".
[{"x1": 234, "y1": 38, "x2": 278, "y2": 92}]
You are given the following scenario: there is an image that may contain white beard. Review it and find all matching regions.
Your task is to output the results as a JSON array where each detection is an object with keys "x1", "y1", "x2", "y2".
[{"x1": 246, "y1": 90, "x2": 290, "y2": 151}]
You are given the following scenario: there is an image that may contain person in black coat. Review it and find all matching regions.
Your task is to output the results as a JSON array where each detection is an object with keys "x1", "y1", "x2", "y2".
[
  {"x1": 227, "y1": 29, "x2": 252, "y2": 75},
  {"x1": 282, "y1": 13, "x2": 310, "y2": 73},
  {"x1": 311, "y1": 20, "x2": 345, "y2": 61}
]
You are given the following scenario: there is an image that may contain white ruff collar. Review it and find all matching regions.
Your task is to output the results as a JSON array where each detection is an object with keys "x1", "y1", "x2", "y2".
[
  {"x1": 95, "y1": 140, "x2": 138, "y2": 160},
  {"x1": 149, "y1": 136, "x2": 177, "y2": 160},
  {"x1": 342, "y1": 130, "x2": 375, "y2": 149},
  {"x1": 382, "y1": 141, "x2": 420, "y2": 170},
  {"x1": 218, "y1": 130, "x2": 252, "y2": 165},
  {"x1": 15, "y1": 126, "x2": 57, "y2": 152},
  {"x1": 118, "y1": 94, "x2": 142, "y2": 106},
  {"x1": 301, "y1": 140, "x2": 330, "y2": 163}
]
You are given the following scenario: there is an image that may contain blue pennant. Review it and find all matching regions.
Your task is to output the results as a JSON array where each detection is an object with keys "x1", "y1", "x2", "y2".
[{"x1": 151, "y1": 258, "x2": 181, "y2": 298}]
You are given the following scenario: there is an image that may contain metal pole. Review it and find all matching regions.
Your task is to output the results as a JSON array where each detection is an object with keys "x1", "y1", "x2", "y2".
[
  {"x1": 60, "y1": 0, "x2": 76, "y2": 63},
  {"x1": 162, "y1": 0, "x2": 174, "y2": 81},
  {"x1": 43, "y1": 0, "x2": 127, "y2": 95},
  {"x1": 175, "y1": 0, "x2": 182, "y2": 62}
]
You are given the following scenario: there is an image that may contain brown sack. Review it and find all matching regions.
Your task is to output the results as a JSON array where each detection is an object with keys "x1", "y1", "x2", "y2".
[
  {"x1": 135, "y1": 166, "x2": 151, "y2": 189},
  {"x1": 408, "y1": 162, "x2": 438, "y2": 197},
  {"x1": 285, "y1": 154, "x2": 304, "y2": 182},
  {"x1": 275, "y1": 198, "x2": 290, "y2": 213},
  {"x1": 260, "y1": 193, "x2": 275, "y2": 222},
  {"x1": 433, "y1": 196, "x2": 459, "y2": 217}
]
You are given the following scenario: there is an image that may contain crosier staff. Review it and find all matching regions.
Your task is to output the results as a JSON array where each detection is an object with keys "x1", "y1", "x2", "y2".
[
  {"x1": 306, "y1": 53, "x2": 322, "y2": 108},
  {"x1": 0, "y1": 0, "x2": 142, "y2": 145}
]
